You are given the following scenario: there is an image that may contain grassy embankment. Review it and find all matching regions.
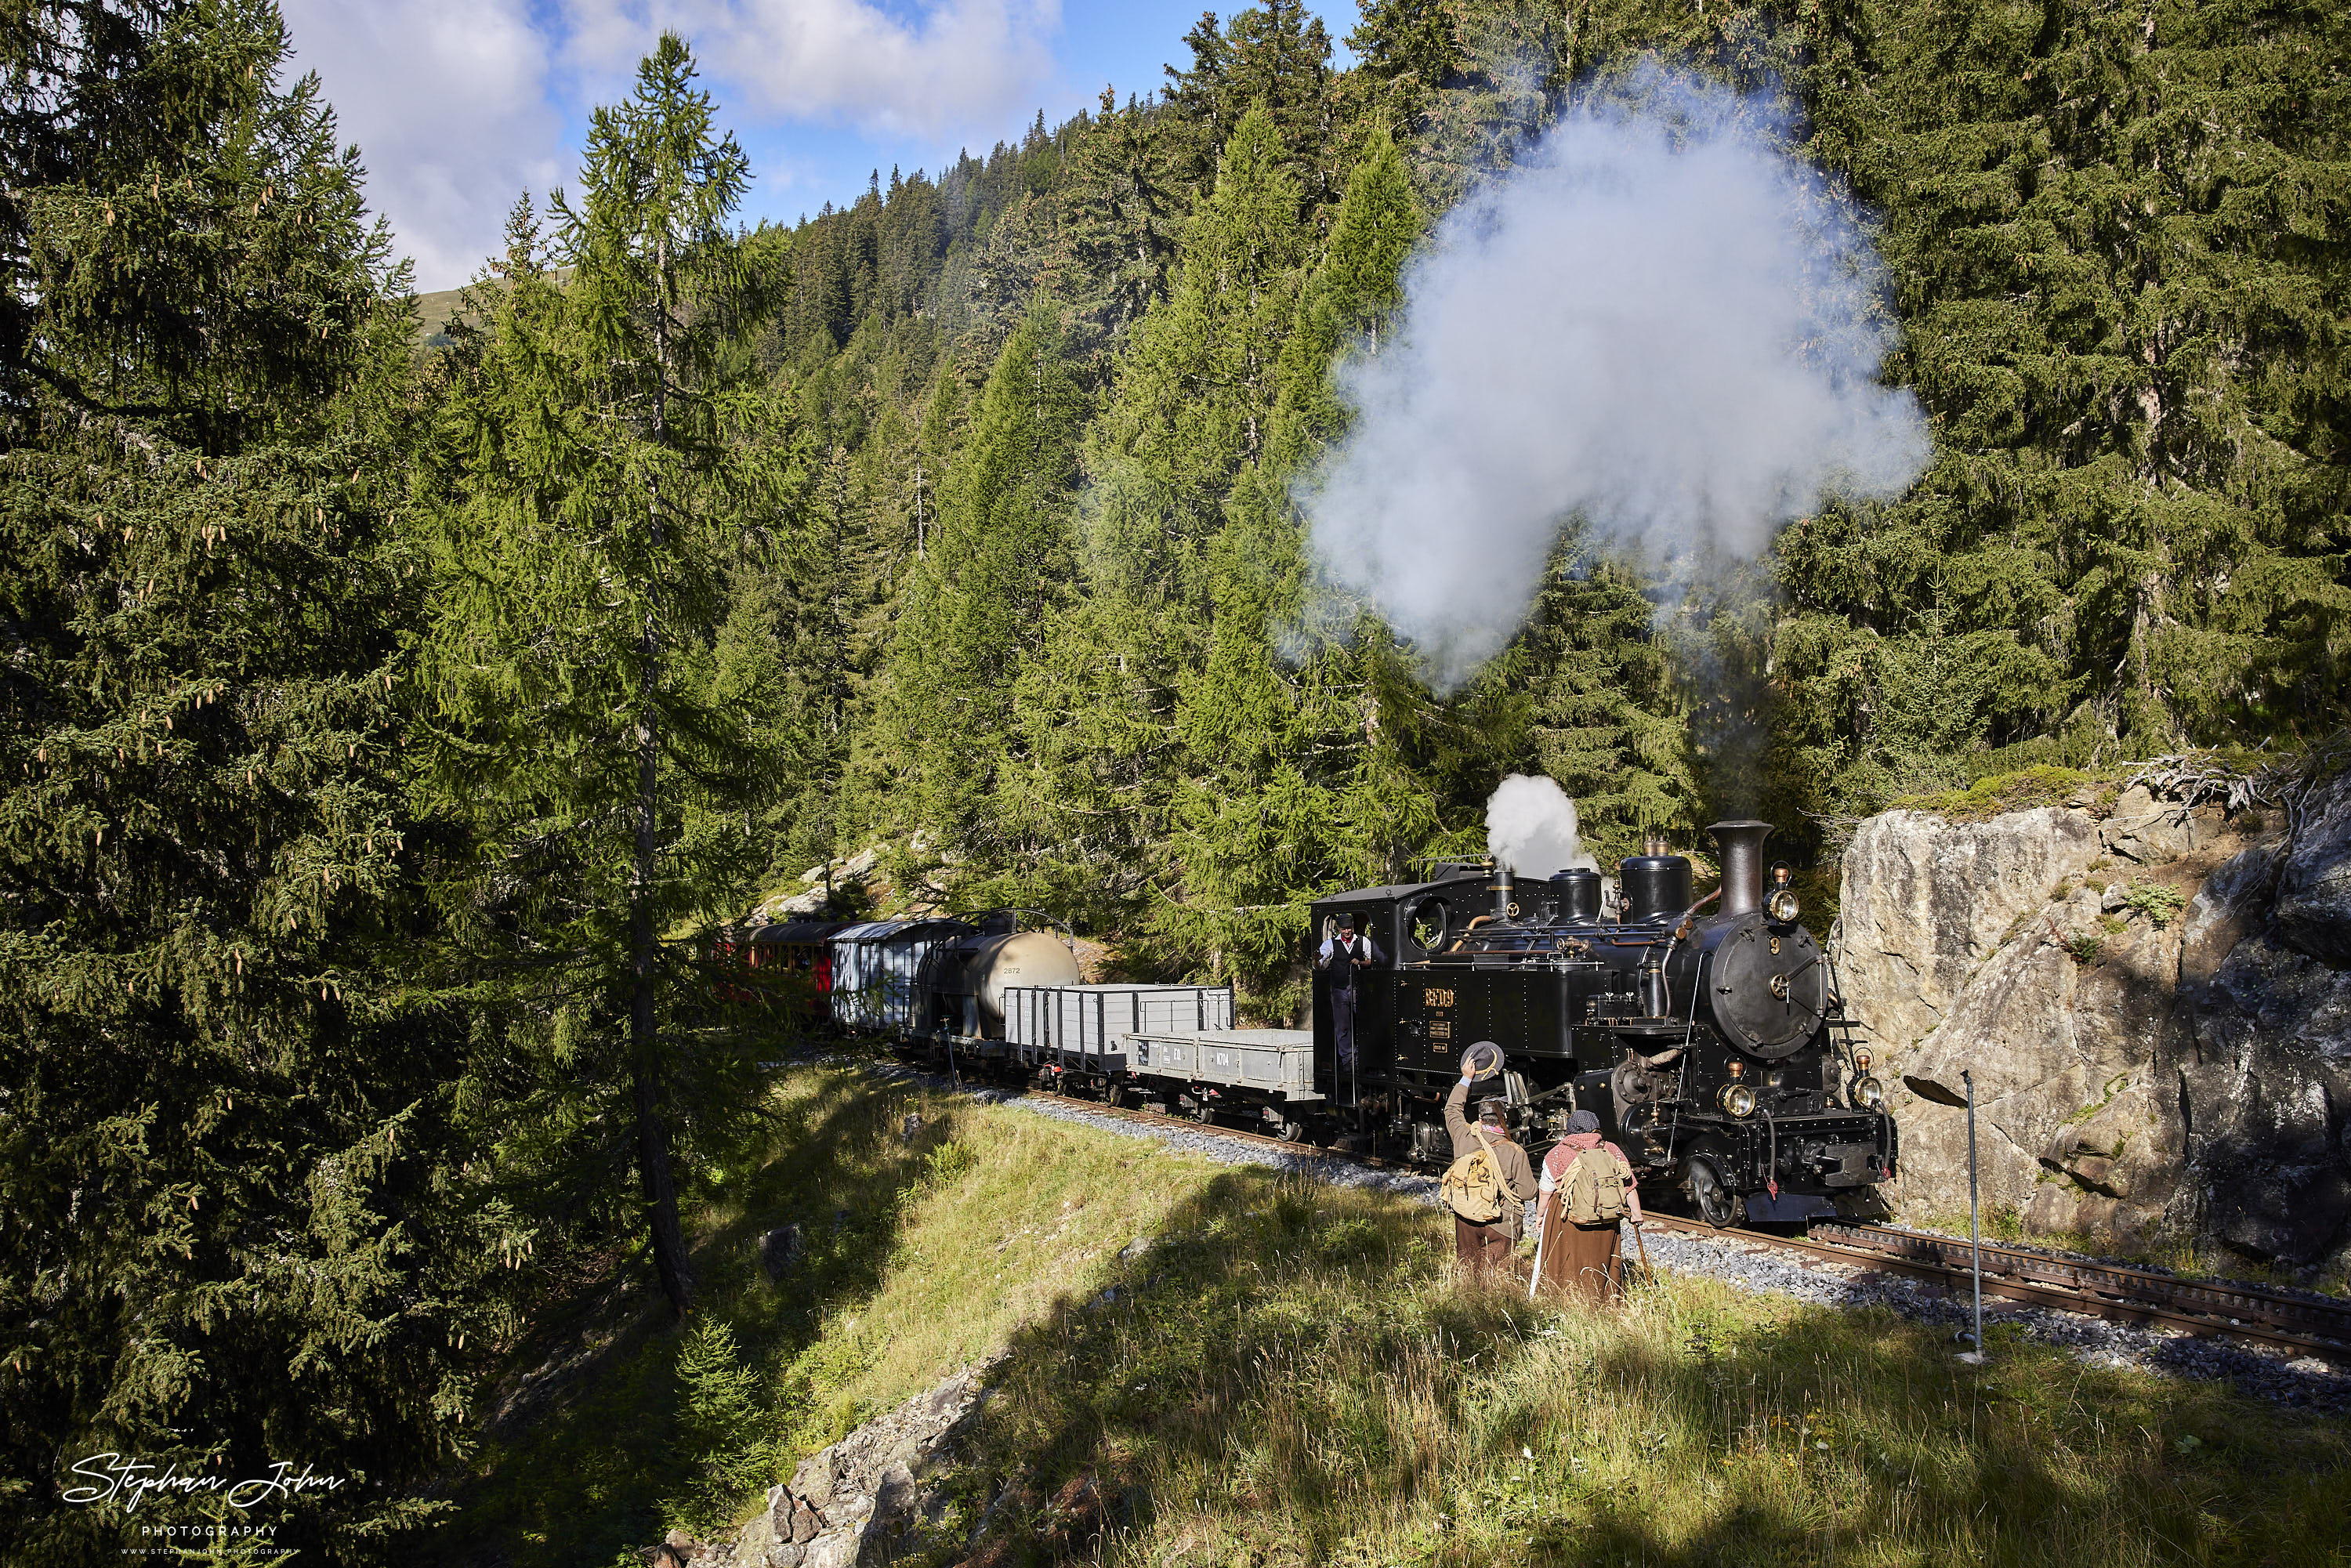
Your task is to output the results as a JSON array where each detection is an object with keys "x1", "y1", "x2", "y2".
[{"x1": 445, "y1": 1066, "x2": 2349, "y2": 1567}]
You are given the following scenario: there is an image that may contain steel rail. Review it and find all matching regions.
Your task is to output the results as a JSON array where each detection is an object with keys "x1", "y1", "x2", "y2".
[
  {"x1": 1813, "y1": 1222, "x2": 2351, "y2": 1346},
  {"x1": 1643, "y1": 1215, "x2": 2350, "y2": 1358}
]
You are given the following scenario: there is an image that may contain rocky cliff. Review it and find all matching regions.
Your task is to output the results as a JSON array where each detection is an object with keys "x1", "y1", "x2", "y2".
[{"x1": 1835, "y1": 766, "x2": 2351, "y2": 1284}]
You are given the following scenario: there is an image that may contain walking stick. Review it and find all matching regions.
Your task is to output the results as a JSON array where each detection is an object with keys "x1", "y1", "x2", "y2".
[
  {"x1": 1630, "y1": 1217, "x2": 1654, "y2": 1287},
  {"x1": 1527, "y1": 1191, "x2": 1552, "y2": 1301}
]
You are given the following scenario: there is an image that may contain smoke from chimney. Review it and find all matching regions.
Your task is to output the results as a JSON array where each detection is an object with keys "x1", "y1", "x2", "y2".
[
  {"x1": 1301, "y1": 68, "x2": 1932, "y2": 691},
  {"x1": 1485, "y1": 773, "x2": 1597, "y2": 878}
]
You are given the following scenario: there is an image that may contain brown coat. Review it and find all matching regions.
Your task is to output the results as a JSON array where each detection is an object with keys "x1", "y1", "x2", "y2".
[{"x1": 1444, "y1": 1079, "x2": 1539, "y2": 1241}]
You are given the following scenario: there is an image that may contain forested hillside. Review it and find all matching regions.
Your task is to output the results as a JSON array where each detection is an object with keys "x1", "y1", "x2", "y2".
[
  {"x1": 744, "y1": 0, "x2": 2350, "y2": 1016},
  {"x1": 2, "y1": 0, "x2": 2344, "y2": 1560}
]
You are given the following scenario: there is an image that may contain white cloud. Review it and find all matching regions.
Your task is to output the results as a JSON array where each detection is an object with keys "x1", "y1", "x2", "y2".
[
  {"x1": 280, "y1": 0, "x2": 1061, "y2": 291},
  {"x1": 563, "y1": 0, "x2": 1061, "y2": 139},
  {"x1": 281, "y1": 0, "x2": 565, "y2": 290}
]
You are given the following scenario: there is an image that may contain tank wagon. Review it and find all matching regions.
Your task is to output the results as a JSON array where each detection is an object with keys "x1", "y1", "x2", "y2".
[{"x1": 719, "y1": 910, "x2": 1082, "y2": 1044}]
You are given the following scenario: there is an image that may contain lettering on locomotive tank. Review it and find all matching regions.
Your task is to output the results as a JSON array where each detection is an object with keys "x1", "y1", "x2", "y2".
[
  {"x1": 1429, "y1": 1020, "x2": 1451, "y2": 1040},
  {"x1": 1770, "y1": 936, "x2": 1781, "y2": 954},
  {"x1": 1423, "y1": 988, "x2": 1455, "y2": 1008}
]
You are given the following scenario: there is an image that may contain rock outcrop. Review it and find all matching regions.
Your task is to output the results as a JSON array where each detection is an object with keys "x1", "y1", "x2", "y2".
[
  {"x1": 640, "y1": 1363, "x2": 995, "y2": 1568},
  {"x1": 1836, "y1": 770, "x2": 2351, "y2": 1280},
  {"x1": 1837, "y1": 804, "x2": 2103, "y2": 1057}
]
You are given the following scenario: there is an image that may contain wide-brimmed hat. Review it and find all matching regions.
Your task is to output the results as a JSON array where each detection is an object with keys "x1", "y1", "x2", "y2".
[{"x1": 1460, "y1": 1041, "x2": 1504, "y2": 1078}]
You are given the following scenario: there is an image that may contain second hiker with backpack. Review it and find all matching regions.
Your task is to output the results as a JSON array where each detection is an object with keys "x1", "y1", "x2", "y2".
[{"x1": 1533, "y1": 1108, "x2": 1644, "y2": 1303}]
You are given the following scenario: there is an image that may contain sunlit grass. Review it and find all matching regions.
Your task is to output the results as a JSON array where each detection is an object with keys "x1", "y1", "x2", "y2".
[
  {"x1": 953, "y1": 1164, "x2": 2349, "y2": 1567},
  {"x1": 442, "y1": 1065, "x2": 1234, "y2": 1563},
  {"x1": 443, "y1": 1066, "x2": 2351, "y2": 1568}
]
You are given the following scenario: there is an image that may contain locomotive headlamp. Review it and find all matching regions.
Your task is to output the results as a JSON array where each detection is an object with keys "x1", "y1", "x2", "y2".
[
  {"x1": 1768, "y1": 885, "x2": 1801, "y2": 922},
  {"x1": 1853, "y1": 1075, "x2": 1886, "y2": 1111},
  {"x1": 1718, "y1": 1083, "x2": 1758, "y2": 1118}
]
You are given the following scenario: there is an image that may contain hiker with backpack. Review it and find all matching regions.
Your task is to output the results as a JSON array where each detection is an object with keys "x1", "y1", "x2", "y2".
[
  {"x1": 1441, "y1": 1055, "x2": 1538, "y2": 1277},
  {"x1": 1533, "y1": 1109, "x2": 1643, "y2": 1304}
]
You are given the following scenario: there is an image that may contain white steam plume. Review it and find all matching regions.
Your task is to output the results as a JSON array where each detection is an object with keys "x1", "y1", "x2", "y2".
[
  {"x1": 1306, "y1": 71, "x2": 1931, "y2": 690},
  {"x1": 1486, "y1": 774, "x2": 1596, "y2": 878}
]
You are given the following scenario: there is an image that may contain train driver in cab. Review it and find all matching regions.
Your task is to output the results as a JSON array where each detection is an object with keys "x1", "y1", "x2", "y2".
[{"x1": 1317, "y1": 911, "x2": 1382, "y2": 1069}]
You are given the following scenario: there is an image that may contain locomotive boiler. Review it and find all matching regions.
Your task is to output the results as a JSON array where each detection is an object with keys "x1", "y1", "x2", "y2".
[{"x1": 1310, "y1": 820, "x2": 1896, "y2": 1224}]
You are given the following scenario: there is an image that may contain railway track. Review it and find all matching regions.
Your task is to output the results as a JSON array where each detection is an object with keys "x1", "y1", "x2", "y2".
[
  {"x1": 1001, "y1": 1076, "x2": 2351, "y2": 1360},
  {"x1": 1802, "y1": 1221, "x2": 2351, "y2": 1355}
]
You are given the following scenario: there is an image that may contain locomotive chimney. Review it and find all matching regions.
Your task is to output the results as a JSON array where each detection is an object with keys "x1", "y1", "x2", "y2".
[{"x1": 1709, "y1": 820, "x2": 1773, "y2": 917}]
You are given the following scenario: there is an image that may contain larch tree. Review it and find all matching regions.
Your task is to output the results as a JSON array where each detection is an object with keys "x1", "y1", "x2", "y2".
[
  {"x1": 878, "y1": 304, "x2": 1084, "y2": 899},
  {"x1": 418, "y1": 36, "x2": 799, "y2": 1321}
]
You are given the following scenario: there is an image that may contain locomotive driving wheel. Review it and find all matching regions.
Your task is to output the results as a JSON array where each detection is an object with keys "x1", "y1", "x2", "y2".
[{"x1": 1683, "y1": 1154, "x2": 1741, "y2": 1229}]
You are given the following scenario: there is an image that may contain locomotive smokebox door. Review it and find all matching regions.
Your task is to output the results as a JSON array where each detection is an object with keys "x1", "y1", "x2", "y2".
[
  {"x1": 1699, "y1": 820, "x2": 1830, "y2": 1058},
  {"x1": 1708, "y1": 914, "x2": 1829, "y2": 1057}
]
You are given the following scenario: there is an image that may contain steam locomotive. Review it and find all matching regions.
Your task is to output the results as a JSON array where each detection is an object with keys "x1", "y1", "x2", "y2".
[
  {"x1": 1305, "y1": 820, "x2": 1896, "y2": 1225},
  {"x1": 733, "y1": 819, "x2": 1896, "y2": 1227}
]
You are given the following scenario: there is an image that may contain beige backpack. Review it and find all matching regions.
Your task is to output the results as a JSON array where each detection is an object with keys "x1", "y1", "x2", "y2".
[
  {"x1": 1441, "y1": 1125, "x2": 1508, "y2": 1225},
  {"x1": 1561, "y1": 1145, "x2": 1630, "y2": 1226}
]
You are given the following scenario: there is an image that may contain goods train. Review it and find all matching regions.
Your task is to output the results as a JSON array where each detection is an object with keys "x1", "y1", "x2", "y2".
[{"x1": 723, "y1": 820, "x2": 1897, "y2": 1226}]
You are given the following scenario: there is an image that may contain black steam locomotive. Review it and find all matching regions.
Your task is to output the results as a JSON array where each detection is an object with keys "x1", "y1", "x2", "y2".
[{"x1": 1309, "y1": 821, "x2": 1896, "y2": 1225}]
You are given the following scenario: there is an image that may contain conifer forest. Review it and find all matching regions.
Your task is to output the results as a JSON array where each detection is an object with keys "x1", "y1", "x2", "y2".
[{"x1": 2, "y1": 0, "x2": 2346, "y2": 1561}]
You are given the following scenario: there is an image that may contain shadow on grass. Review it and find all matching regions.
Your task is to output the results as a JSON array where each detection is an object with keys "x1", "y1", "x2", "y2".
[
  {"x1": 426, "y1": 1063, "x2": 2350, "y2": 1568},
  {"x1": 433, "y1": 1059, "x2": 948, "y2": 1567},
  {"x1": 931, "y1": 1164, "x2": 2351, "y2": 1568}
]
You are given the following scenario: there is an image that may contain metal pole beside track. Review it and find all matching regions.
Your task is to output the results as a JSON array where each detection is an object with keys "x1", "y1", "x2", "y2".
[
  {"x1": 1959, "y1": 1067, "x2": 1985, "y2": 1364},
  {"x1": 1899, "y1": 1069, "x2": 1987, "y2": 1366}
]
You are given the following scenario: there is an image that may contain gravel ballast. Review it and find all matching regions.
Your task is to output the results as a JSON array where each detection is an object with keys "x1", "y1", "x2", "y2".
[{"x1": 849, "y1": 1057, "x2": 2351, "y2": 1414}]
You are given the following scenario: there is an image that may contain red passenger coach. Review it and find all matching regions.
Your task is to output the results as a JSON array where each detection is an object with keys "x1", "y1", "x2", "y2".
[{"x1": 715, "y1": 918, "x2": 854, "y2": 1019}]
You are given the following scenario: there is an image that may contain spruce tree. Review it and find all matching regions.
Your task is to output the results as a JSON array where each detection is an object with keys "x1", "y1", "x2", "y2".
[
  {"x1": 1523, "y1": 545, "x2": 1703, "y2": 856},
  {"x1": 419, "y1": 37, "x2": 797, "y2": 1320},
  {"x1": 0, "y1": 1, "x2": 512, "y2": 1556},
  {"x1": 1052, "y1": 86, "x2": 1188, "y2": 361},
  {"x1": 1163, "y1": 3, "x2": 1342, "y2": 207},
  {"x1": 1766, "y1": 0, "x2": 2351, "y2": 802}
]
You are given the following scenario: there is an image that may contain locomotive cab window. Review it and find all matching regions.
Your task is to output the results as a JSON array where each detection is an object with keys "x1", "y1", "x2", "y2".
[{"x1": 1405, "y1": 896, "x2": 1451, "y2": 954}]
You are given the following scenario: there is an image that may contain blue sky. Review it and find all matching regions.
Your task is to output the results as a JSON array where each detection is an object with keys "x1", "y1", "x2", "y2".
[{"x1": 280, "y1": 0, "x2": 1359, "y2": 292}]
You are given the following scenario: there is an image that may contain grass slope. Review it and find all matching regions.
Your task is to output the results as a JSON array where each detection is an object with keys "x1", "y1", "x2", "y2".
[
  {"x1": 444, "y1": 1067, "x2": 2349, "y2": 1567},
  {"x1": 442, "y1": 1066, "x2": 1219, "y2": 1563}
]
